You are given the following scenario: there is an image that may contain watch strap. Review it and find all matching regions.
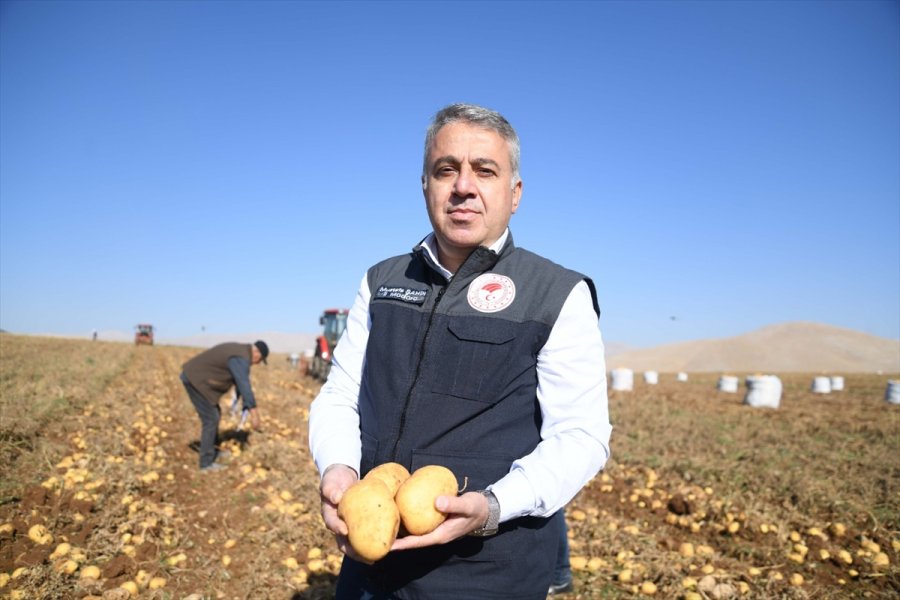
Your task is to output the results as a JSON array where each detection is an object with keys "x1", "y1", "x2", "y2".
[{"x1": 469, "y1": 489, "x2": 500, "y2": 537}]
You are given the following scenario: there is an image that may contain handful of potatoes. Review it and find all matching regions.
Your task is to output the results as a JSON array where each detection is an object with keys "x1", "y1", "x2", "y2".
[{"x1": 337, "y1": 463, "x2": 458, "y2": 561}]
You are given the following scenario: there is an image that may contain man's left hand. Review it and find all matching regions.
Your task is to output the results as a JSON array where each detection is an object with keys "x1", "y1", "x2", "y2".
[{"x1": 390, "y1": 491, "x2": 490, "y2": 551}]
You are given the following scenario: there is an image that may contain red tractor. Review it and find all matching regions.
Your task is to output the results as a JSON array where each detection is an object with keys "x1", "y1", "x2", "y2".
[
  {"x1": 309, "y1": 309, "x2": 349, "y2": 380},
  {"x1": 134, "y1": 324, "x2": 154, "y2": 346}
]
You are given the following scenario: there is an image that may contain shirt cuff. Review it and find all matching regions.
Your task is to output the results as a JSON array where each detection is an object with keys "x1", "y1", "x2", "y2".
[
  {"x1": 488, "y1": 469, "x2": 538, "y2": 522},
  {"x1": 313, "y1": 442, "x2": 361, "y2": 480}
]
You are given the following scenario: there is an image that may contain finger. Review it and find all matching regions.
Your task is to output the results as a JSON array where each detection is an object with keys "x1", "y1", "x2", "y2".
[
  {"x1": 390, "y1": 516, "x2": 470, "y2": 551},
  {"x1": 391, "y1": 533, "x2": 433, "y2": 551},
  {"x1": 321, "y1": 501, "x2": 349, "y2": 536},
  {"x1": 435, "y1": 494, "x2": 453, "y2": 513},
  {"x1": 391, "y1": 527, "x2": 451, "y2": 551},
  {"x1": 324, "y1": 515, "x2": 349, "y2": 536},
  {"x1": 334, "y1": 533, "x2": 373, "y2": 564},
  {"x1": 322, "y1": 483, "x2": 344, "y2": 505},
  {"x1": 435, "y1": 493, "x2": 477, "y2": 516}
]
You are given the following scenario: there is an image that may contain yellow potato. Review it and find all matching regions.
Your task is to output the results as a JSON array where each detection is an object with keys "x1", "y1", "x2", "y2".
[
  {"x1": 27, "y1": 524, "x2": 53, "y2": 545},
  {"x1": 395, "y1": 465, "x2": 458, "y2": 535},
  {"x1": 364, "y1": 462, "x2": 411, "y2": 496},
  {"x1": 337, "y1": 479, "x2": 400, "y2": 562}
]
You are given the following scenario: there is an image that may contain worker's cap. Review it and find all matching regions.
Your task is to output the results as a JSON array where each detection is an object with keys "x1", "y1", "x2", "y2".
[{"x1": 254, "y1": 340, "x2": 269, "y2": 364}]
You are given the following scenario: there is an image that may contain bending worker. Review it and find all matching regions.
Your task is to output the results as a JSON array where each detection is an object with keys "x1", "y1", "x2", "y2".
[
  {"x1": 309, "y1": 103, "x2": 612, "y2": 599},
  {"x1": 181, "y1": 340, "x2": 267, "y2": 472}
]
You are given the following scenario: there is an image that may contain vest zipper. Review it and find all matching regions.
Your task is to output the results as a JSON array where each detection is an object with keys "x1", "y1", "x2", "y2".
[{"x1": 390, "y1": 283, "x2": 447, "y2": 462}]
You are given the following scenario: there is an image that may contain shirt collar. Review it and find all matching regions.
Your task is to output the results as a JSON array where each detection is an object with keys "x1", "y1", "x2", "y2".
[{"x1": 418, "y1": 229, "x2": 509, "y2": 280}]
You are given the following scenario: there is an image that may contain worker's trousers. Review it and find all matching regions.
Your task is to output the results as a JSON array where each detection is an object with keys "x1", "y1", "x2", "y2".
[{"x1": 181, "y1": 374, "x2": 220, "y2": 469}]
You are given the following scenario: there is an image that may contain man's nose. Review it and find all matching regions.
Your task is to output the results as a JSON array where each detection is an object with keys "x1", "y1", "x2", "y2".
[{"x1": 452, "y1": 168, "x2": 477, "y2": 197}]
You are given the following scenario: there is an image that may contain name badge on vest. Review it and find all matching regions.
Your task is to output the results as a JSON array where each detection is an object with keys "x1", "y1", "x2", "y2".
[
  {"x1": 374, "y1": 285, "x2": 428, "y2": 305},
  {"x1": 467, "y1": 274, "x2": 516, "y2": 313}
]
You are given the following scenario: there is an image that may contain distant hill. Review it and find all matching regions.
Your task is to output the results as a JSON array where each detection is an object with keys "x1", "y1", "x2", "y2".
[
  {"x1": 603, "y1": 341, "x2": 636, "y2": 357},
  {"x1": 606, "y1": 322, "x2": 900, "y2": 374},
  {"x1": 161, "y1": 332, "x2": 318, "y2": 355}
]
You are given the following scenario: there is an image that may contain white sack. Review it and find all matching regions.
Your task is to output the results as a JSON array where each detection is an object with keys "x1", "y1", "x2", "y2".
[
  {"x1": 886, "y1": 380, "x2": 900, "y2": 405},
  {"x1": 611, "y1": 367, "x2": 634, "y2": 391},
  {"x1": 718, "y1": 375, "x2": 739, "y2": 393},
  {"x1": 811, "y1": 376, "x2": 832, "y2": 394},
  {"x1": 744, "y1": 375, "x2": 782, "y2": 409}
]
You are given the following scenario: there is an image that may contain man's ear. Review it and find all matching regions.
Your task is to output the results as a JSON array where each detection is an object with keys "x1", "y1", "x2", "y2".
[{"x1": 511, "y1": 180, "x2": 522, "y2": 214}]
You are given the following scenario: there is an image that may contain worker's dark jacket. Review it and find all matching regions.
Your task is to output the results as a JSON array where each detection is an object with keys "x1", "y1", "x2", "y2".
[
  {"x1": 181, "y1": 343, "x2": 257, "y2": 409},
  {"x1": 357, "y1": 234, "x2": 598, "y2": 599}
]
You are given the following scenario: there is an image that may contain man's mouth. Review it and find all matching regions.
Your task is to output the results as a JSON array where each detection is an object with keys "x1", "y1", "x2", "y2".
[
  {"x1": 449, "y1": 207, "x2": 478, "y2": 215},
  {"x1": 448, "y1": 209, "x2": 478, "y2": 223}
]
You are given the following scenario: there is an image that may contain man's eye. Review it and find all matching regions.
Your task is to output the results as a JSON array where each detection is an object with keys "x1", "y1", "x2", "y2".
[{"x1": 478, "y1": 168, "x2": 496, "y2": 176}]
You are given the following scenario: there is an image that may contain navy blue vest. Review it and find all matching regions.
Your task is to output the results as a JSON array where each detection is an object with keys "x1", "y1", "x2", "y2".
[{"x1": 351, "y1": 235, "x2": 598, "y2": 599}]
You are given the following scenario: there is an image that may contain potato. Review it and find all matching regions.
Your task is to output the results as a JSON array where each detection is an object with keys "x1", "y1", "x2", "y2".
[
  {"x1": 364, "y1": 462, "x2": 411, "y2": 496},
  {"x1": 337, "y1": 478, "x2": 400, "y2": 562},
  {"x1": 395, "y1": 465, "x2": 458, "y2": 535}
]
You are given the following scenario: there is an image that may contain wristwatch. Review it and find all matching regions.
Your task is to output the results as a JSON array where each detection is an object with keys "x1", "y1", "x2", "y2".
[{"x1": 469, "y1": 490, "x2": 500, "y2": 537}]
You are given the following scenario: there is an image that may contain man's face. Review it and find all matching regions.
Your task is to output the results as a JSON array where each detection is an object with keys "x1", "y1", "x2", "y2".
[
  {"x1": 251, "y1": 346, "x2": 263, "y2": 365},
  {"x1": 423, "y1": 122, "x2": 522, "y2": 267}
]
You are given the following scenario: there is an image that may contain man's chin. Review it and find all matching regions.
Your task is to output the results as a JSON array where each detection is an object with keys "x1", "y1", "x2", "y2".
[{"x1": 443, "y1": 238, "x2": 482, "y2": 254}]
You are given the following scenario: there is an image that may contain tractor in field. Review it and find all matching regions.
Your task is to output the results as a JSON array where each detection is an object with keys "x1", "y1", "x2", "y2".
[
  {"x1": 134, "y1": 324, "x2": 154, "y2": 346},
  {"x1": 308, "y1": 309, "x2": 349, "y2": 380}
]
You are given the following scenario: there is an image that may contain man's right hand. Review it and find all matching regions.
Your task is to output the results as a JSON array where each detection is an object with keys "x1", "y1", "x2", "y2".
[
  {"x1": 319, "y1": 464, "x2": 366, "y2": 560},
  {"x1": 248, "y1": 407, "x2": 262, "y2": 431}
]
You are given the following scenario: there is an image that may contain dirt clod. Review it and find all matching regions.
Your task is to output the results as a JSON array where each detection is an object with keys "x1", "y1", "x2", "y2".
[
  {"x1": 101, "y1": 555, "x2": 133, "y2": 579},
  {"x1": 667, "y1": 493, "x2": 691, "y2": 515}
]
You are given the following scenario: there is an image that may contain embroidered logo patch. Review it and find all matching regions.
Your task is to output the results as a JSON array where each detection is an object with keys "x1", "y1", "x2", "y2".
[
  {"x1": 375, "y1": 285, "x2": 428, "y2": 305},
  {"x1": 467, "y1": 274, "x2": 516, "y2": 313}
]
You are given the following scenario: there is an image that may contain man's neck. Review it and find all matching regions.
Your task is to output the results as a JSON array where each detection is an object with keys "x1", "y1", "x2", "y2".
[
  {"x1": 422, "y1": 229, "x2": 509, "y2": 278},
  {"x1": 436, "y1": 247, "x2": 468, "y2": 276}
]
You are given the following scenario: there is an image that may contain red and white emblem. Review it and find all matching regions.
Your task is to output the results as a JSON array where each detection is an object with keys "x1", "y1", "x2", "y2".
[{"x1": 467, "y1": 274, "x2": 516, "y2": 313}]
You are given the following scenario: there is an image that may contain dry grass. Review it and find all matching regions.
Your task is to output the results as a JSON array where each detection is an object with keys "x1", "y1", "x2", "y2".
[
  {"x1": 566, "y1": 372, "x2": 899, "y2": 598},
  {"x1": 0, "y1": 334, "x2": 134, "y2": 501},
  {"x1": 0, "y1": 335, "x2": 897, "y2": 599}
]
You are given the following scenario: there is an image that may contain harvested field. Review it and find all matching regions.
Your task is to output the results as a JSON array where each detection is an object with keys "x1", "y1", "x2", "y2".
[{"x1": 0, "y1": 333, "x2": 897, "y2": 599}]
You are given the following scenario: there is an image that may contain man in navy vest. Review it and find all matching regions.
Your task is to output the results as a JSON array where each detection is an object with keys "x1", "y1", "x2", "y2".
[{"x1": 309, "y1": 104, "x2": 611, "y2": 599}]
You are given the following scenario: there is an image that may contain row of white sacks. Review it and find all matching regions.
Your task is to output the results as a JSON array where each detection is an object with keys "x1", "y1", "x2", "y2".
[
  {"x1": 609, "y1": 369, "x2": 679, "y2": 389},
  {"x1": 609, "y1": 368, "x2": 900, "y2": 407}
]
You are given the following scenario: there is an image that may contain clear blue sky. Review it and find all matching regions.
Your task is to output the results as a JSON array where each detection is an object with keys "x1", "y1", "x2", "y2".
[{"x1": 1, "y1": 0, "x2": 898, "y2": 348}]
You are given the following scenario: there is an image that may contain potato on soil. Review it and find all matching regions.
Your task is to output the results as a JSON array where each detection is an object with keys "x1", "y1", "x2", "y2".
[
  {"x1": 337, "y1": 478, "x2": 400, "y2": 562},
  {"x1": 395, "y1": 465, "x2": 458, "y2": 535},
  {"x1": 364, "y1": 462, "x2": 411, "y2": 496}
]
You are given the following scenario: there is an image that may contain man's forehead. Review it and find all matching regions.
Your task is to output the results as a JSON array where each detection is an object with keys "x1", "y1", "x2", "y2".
[
  {"x1": 434, "y1": 121, "x2": 503, "y2": 142},
  {"x1": 429, "y1": 124, "x2": 510, "y2": 161}
]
